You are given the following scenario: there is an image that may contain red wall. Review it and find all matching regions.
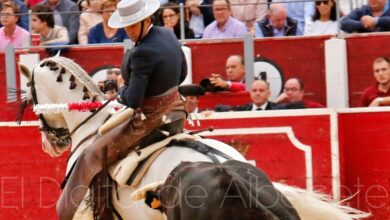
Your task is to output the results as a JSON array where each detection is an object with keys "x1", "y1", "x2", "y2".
[
  {"x1": 345, "y1": 33, "x2": 390, "y2": 107},
  {"x1": 338, "y1": 110, "x2": 390, "y2": 220},
  {"x1": 2, "y1": 33, "x2": 390, "y2": 121},
  {"x1": 2, "y1": 108, "x2": 390, "y2": 219}
]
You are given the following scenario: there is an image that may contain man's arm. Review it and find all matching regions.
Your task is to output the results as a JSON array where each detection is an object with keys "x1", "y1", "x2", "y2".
[
  {"x1": 340, "y1": 8, "x2": 366, "y2": 33},
  {"x1": 179, "y1": 49, "x2": 188, "y2": 84},
  {"x1": 376, "y1": 16, "x2": 390, "y2": 30},
  {"x1": 119, "y1": 51, "x2": 153, "y2": 108},
  {"x1": 229, "y1": 82, "x2": 245, "y2": 91},
  {"x1": 67, "y1": 4, "x2": 81, "y2": 44},
  {"x1": 369, "y1": 96, "x2": 390, "y2": 107},
  {"x1": 254, "y1": 23, "x2": 264, "y2": 37}
]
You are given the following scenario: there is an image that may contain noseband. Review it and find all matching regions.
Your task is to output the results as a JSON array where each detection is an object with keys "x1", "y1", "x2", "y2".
[
  {"x1": 28, "y1": 66, "x2": 110, "y2": 149},
  {"x1": 28, "y1": 68, "x2": 72, "y2": 148}
]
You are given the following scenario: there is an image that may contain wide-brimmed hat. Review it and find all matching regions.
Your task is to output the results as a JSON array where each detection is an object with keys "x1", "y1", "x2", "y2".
[
  {"x1": 108, "y1": 0, "x2": 160, "y2": 28},
  {"x1": 179, "y1": 84, "x2": 206, "y2": 97}
]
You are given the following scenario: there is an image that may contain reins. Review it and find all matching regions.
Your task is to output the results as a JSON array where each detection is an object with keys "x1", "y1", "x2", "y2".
[{"x1": 28, "y1": 66, "x2": 111, "y2": 150}]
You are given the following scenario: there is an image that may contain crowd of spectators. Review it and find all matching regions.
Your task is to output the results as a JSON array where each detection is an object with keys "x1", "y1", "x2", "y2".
[{"x1": 2, "y1": 0, "x2": 390, "y2": 51}]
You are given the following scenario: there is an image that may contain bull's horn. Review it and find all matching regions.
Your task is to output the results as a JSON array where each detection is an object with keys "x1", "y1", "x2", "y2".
[{"x1": 131, "y1": 181, "x2": 164, "y2": 201}]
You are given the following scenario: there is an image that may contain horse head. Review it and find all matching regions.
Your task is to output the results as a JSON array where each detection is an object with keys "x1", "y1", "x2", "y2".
[{"x1": 19, "y1": 55, "x2": 107, "y2": 158}]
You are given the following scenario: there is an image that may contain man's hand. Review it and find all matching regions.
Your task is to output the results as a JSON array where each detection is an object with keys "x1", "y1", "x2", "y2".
[
  {"x1": 209, "y1": 74, "x2": 229, "y2": 89},
  {"x1": 117, "y1": 75, "x2": 125, "y2": 88},
  {"x1": 369, "y1": 97, "x2": 382, "y2": 107},
  {"x1": 361, "y1": 15, "x2": 377, "y2": 30},
  {"x1": 274, "y1": 93, "x2": 287, "y2": 103}
]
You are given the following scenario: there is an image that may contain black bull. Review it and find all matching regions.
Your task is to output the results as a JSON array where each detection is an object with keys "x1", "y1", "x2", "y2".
[{"x1": 146, "y1": 160, "x2": 301, "y2": 220}]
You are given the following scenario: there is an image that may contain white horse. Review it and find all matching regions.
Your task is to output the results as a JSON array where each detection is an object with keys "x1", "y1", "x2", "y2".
[{"x1": 19, "y1": 55, "x2": 369, "y2": 220}]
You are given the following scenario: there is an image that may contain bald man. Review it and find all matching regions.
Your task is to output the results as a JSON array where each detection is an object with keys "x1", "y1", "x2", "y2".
[
  {"x1": 209, "y1": 55, "x2": 246, "y2": 92},
  {"x1": 215, "y1": 79, "x2": 275, "y2": 111},
  {"x1": 255, "y1": 3, "x2": 298, "y2": 37}
]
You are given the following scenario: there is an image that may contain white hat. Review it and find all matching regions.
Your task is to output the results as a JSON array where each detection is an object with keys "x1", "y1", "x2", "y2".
[{"x1": 108, "y1": 0, "x2": 160, "y2": 28}]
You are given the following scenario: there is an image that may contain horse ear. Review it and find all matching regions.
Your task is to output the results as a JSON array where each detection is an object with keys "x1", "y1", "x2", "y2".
[{"x1": 18, "y1": 63, "x2": 31, "y2": 80}]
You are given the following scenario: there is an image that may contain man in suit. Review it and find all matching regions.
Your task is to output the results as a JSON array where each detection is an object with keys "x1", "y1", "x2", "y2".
[
  {"x1": 274, "y1": 77, "x2": 324, "y2": 109},
  {"x1": 56, "y1": 0, "x2": 187, "y2": 219},
  {"x1": 215, "y1": 79, "x2": 275, "y2": 111}
]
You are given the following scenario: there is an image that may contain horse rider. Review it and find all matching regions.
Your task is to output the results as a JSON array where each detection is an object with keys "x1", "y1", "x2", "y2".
[{"x1": 56, "y1": 0, "x2": 188, "y2": 219}]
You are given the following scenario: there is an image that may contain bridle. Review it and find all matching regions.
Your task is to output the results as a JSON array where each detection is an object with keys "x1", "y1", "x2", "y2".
[{"x1": 28, "y1": 67, "x2": 110, "y2": 149}]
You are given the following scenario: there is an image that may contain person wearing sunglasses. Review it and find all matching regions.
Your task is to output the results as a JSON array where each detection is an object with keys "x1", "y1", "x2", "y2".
[
  {"x1": 304, "y1": 0, "x2": 338, "y2": 35},
  {"x1": 341, "y1": 0, "x2": 390, "y2": 33}
]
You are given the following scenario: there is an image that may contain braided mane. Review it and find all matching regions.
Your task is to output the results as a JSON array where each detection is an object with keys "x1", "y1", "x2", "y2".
[{"x1": 41, "y1": 55, "x2": 105, "y2": 101}]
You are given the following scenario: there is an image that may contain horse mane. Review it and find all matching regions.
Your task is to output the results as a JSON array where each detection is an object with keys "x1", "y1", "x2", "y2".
[{"x1": 42, "y1": 56, "x2": 105, "y2": 101}]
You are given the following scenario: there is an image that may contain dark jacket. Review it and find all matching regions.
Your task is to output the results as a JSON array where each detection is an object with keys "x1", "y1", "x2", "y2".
[
  {"x1": 215, "y1": 102, "x2": 276, "y2": 112},
  {"x1": 39, "y1": 0, "x2": 80, "y2": 44},
  {"x1": 119, "y1": 26, "x2": 187, "y2": 109},
  {"x1": 340, "y1": 4, "x2": 390, "y2": 33},
  {"x1": 257, "y1": 17, "x2": 298, "y2": 37}
]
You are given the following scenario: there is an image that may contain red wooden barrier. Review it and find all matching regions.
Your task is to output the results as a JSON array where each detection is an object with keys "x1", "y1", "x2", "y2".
[
  {"x1": 2, "y1": 108, "x2": 390, "y2": 219},
  {"x1": 2, "y1": 33, "x2": 390, "y2": 121}
]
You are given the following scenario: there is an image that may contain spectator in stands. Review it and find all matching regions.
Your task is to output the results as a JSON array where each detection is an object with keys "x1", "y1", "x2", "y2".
[
  {"x1": 203, "y1": 55, "x2": 246, "y2": 92},
  {"x1": 88, "y1": 0, "x2": 128, "y2": 43},
  {"x1": 255, "y1": 3, "x2": 298, "y2": 37},
  {"x1": 304, "y1": 0, "x2": 338, "y2": 35},
  {"x1": 0, "y1": 0, "x2": 28, "y2": 30},
  {"x1": 274, "y1": 0, "x2": 315, "y2": 35},
  {"x1": 38, "y1": 0, "x2": 80, "y2": 44},
  {"x1": 230, "y1": 0, "x2": 268, "y2": 32},
  {"x1": 185, "y1": 0, "x2": 214, "y2": 38},
  {"x1": 161, "y1": 2, "x2": 194, "y2": 39},
  {"x1": 98, "y1": 67, "x2": 121, "y2": 99},
  {"x1": 361, "y1": 56, "x2": 390, "y2": 107},
  {"x1": 178, "y1": 84, "x2": 206, "y2": 114},
  {"x1": 0, "y1": 1, "x2": 29, "y2": 51},
  {"x1": 215, "y1": 79, "x2": 276, "y2": 111},
  {"x1": 202, "y1": 0, "x2": 247, "y2": 39},
  {"x1": 78, "y1": 0, "x2": 102, "y2": 44},
  {"x1": 274, "y1": 77, "x2": 325, "y2": 108},
  {"x1": 340, "y1": 0, "x2": 390, "y2": 33},
  {"x1": 31, "y1": 5, "x2": 69, "y2": 46}
]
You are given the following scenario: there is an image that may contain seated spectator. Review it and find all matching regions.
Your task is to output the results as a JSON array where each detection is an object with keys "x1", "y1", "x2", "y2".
[
  {"x1": 255, "y1": 3, "x2": 298, "y2": 38},
  {"x1": 161, "y1": 2, "x2": 194, "y2": 39},
  {"x1": 340, "y1": 0, "x2": 390, "y2": 33},
  {"x1": 178, "y1": 84, "x2": 206, "y2": 114},
  {"x1": 78, "y1": 0, "x2": 103, "y2": 44},
  {"x1": 274, "y1": 0, "x2": 315, "y2": 35},
  {"x1": 215, "y1": 79, "x2": 276, "y2": 111},
  {"x1": 230, "y1": 0, "x2": 268, "y2": 32},
  {"x1": 31, "y1": 5, "x2": 69, "y2": 46},
  {"x1": 361, "y1": 56, "x2": 390, "y2": 107},
  {"x1": 0, "y1": 0, "x2": 29, "y2": 30},
  {"x1": 304, "y1": 0, "x2": 338, "y2": 35},
  {"x1": 202, "y1": 55, "x2": 246, "y2": 92},
  {"x1": 202, "y1": 0, "x2": 247, "y2": 39},
  {"x1": 88, "y1": 0, "x2": 128, "y2": 44},
  {"x1": 38, "y1": 0, "x2": 80, "y2": 44},
  {"x1": 185, "y1": 0, "x2": 214, "y2": 38},
  {"x1": 274, "y1": 77, "x2": 325, "y2": 109},
  {"x1": 0, "y1": 1, "x2": 29, "y2": 51}
]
